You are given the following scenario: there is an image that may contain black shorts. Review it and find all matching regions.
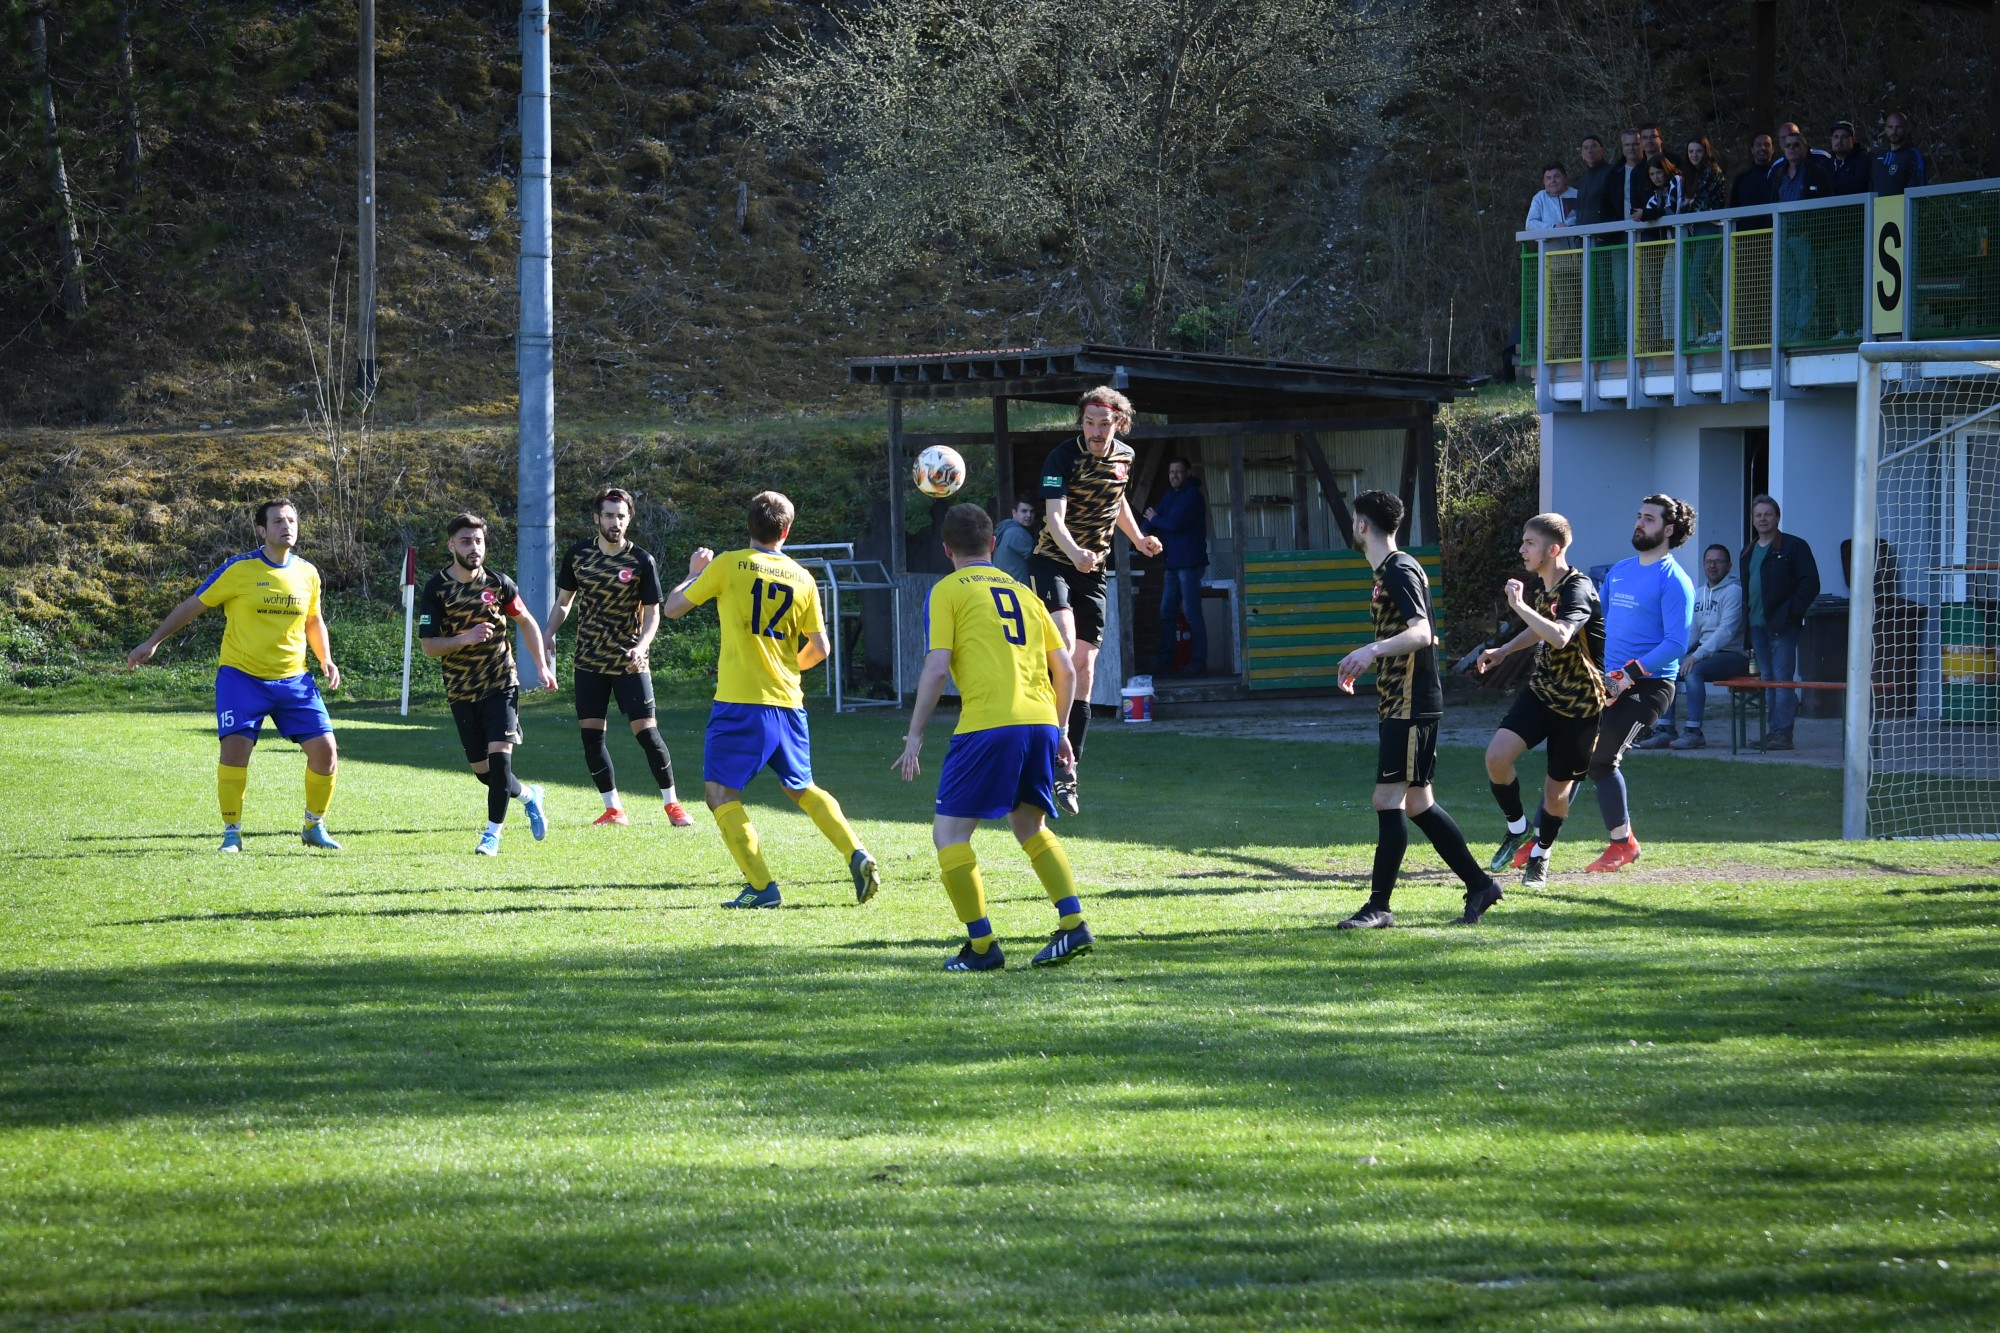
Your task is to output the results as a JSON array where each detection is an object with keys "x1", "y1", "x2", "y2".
[
  {"x1": 1591, "y1": 677, "x2": 1676, "y2": 774},
  {"x1": 451, "y1": 687, "x2": 522, "y2": 763},
  {"x1": 1499, "y1": 689, "x2": 1601, "y2": 784},
  {"x1": 1376, "y1": 718, "x2": 1440, "y2": 788},
  {"x1": 574, "y1": 667, "x2": 656, "y2": 723},
  {"x1": 1025, "y1": 552, "x2": 1108, "y2": 647}
]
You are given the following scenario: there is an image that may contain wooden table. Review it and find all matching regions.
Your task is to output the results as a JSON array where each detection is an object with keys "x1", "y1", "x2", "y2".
[{"x1": 1710, "y1": 677, "x2": 1847, "y2": 753}]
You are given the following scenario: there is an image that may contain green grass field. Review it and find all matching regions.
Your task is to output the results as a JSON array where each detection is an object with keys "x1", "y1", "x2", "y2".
[{"x1": 2, "y1": 702, "x2": 1996, "y2": 1329}]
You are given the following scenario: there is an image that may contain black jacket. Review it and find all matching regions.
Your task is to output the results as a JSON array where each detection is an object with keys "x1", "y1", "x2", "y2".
[
  {"x1": 1741, "y1": 531, "x2": 1821, "y2": 631},
  {"x1": 1730, "y1": 164, "x2": 1773, "y2": 209},
  {"x1": 1768, "y1": 155, "x2": 1835, "y2": 202},
  {"x1": 1827, "y1": 151, "x2": 1871, "y2": 196},
  {"x1": 1572, "y1": 162, "x2": 1623, "y2": 226}
]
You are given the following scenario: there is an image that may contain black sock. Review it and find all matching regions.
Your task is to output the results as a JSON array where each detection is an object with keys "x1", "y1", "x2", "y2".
[
  {"x1": 634, "y1": 726, "x2": 675, "y2": 791},
  {"x1": 580, "y1": 728, "x2": 615, "y2": 794},
  {"x1": 1491, "y1": 779, "x2": 1524, "y2": 824},
  {"x1": 1370, "y1": 809, "x2": 1407, "y2": 906},
  {"x1": 483, "y1": 752, "x2": 521, "y2": 824},
  {"x1": 1066, "y1": 699, "x2": 1090, "y2": 766},
  {"x1": 1535, "y1": 810, "x2": 1565, "y2": 851},
  {"x1": 1411, "y1": 803, "x2": 1490, "y2": 890}
]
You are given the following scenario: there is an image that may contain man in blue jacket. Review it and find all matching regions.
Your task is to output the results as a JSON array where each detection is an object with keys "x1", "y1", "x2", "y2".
[
  {"x1": 1143, "y1": 457, "x2": 1209, "y2": 676},
  {"x1": 1740, "y1": 494, "x2": 1821, "y2": 751}
]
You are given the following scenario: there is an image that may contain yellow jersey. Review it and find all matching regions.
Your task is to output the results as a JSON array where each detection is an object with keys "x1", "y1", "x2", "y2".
[
  {"x1": 683, "y1": 546, "x2": 825, "y2": 708},
  {"x1": 926, "y1": 563, "x2": 1064, "y2": 733},
  {"x1": 195, "y1": 548, "x2": 322, "y2": 680}
]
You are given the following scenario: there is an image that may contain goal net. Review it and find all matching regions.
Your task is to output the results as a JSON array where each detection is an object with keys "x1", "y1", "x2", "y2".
[{"x1": 1847, "y1": 342, "x2": 2000, "y2": 839}]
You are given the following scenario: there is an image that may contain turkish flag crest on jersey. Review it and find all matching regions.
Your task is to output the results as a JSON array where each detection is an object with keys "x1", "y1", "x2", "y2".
[{"x1": 617, "y1": 568, "x2": 635, "y2": 583}]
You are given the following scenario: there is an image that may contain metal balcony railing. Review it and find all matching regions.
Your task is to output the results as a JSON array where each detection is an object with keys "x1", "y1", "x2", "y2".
[{"x1": 1515, "y1": 177, "x2": 2000, "y2": 410}]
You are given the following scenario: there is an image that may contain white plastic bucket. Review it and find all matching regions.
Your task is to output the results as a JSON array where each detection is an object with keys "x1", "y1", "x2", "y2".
[{"x1": 1120, "y1": 682, "x2": 1154, "y2": 723}]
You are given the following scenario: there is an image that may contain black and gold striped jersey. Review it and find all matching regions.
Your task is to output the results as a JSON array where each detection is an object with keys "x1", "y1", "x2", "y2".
[
  {"x1": 418, "y1": 568, "x2": 523, "y2": 702},
  {"x1": 1527, "y1": 568, "x2": 1607, "y2": 719},
  {"x1": 1371, "y1": 550, "x2": 1442, "y2": 720},
  {"x1": 556, "y1": 540, "x2": 663, "y2": 675},
  {"x1": 1033, "y1": 437, "x2": 1135, "y2": 562}
]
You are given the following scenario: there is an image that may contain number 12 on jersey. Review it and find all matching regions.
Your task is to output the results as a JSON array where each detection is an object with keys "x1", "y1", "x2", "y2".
[{"x1": 749, "y1": 578, "x2": 795, "y2": 639}]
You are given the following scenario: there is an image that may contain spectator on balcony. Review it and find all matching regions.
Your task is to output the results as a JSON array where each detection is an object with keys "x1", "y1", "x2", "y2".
[
  {"x1": 1682, "y1": 138, "x2": 1728, "y2": 214},
  {"x1": 1636, "y1": 155, "x2": 1684, "y2": 224},
  {"x1": 1633, "y1": 156, "x2": 1684, "y2": 349},
  {"x1": 1730, "y1": 133, "x2": 1776, "y2": 210},
  {"x1": 1772, "y1": 128, "x2": 1834, "y2": 343},
  {"x1": 1644, "y1": 544, "x2": 1746, "y2": 750},
  {"x1": 1525, "y1": 163, "x2": 1577, "y2": 230},
  {"x1": 1827, "y1": 121, "x2": 1870, "y2": 196},
  {"x1": 1637, "y1": 124, "x2": 1684, "y2": 174},
  {"x1": 1618, "y1": 129, "x2": 1651, "y2": 222},
  {"x1": 1681, "y1": 139, "x2": 1728, "y2": 345},
  {"x1": 1871, "y1": 111, "x2": 1929, "y2": 196},
  {"x1": 1741, "y1": 495, "x2": 1820, "y2": 752},
  {"x1": 1573, "y1": 135, "x2": 1623, "y2": 226}
]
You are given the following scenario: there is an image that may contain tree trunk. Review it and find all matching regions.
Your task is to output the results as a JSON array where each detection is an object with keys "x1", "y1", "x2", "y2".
[
  {"x1": 115, "y1": 0, "x2": 141, "y2": 198},
  {"x1": 27, "y1": 2, "x2": 87, "y2": 318}
]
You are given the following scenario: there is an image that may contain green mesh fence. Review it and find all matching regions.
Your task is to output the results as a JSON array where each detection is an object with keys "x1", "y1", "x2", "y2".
[
  {"x1": 1635, "y1": 238, "x2": 1677, "y2": 356},
  {"x1": 1912, "y1": 190, "x2": 2000, "y2": 339},
  {"x1": 1520, "y1": 245, "x2": 1538, "y2": 361},
  {"x1": 1586, "y1": 241, "x2": 1628, "y2": 361},
  {"x1": 1730, "y1": 229, "x2": 1772, "y2": 351},
  {"x1": 1544, "y1": 248, "x2": 1583, "y2": 363},
  {"x1": 1777, "y1": 202, "x2": 1867, "y2": 349},
  {"x1": 1679, "y1": 230, "x2": 1725, "y2": 349}
]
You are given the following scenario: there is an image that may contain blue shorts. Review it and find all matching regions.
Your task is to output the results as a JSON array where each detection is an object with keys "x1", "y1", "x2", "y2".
[
  {"x1": 215, "y1": 666, "x2": 332, "y2": 742},
  {"x1": 936, "y1": 724, "x2": 1061, "y2": 821},
  {"x1": 702, "y1": 702, "x2": 814, "y2": 792}
]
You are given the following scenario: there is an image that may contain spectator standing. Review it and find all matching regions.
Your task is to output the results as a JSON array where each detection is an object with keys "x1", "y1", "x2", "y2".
[
  {"x1": 1772, "y1": 127, "x2": 1835, "y2": 343},
  {"x1": 1827, "y1": 121, "x2": 1871, "y2": 195},
  {"x1": 1682, "y1": 138, "x2": 1729, "y2": 213},
  {"x1": 1573, "y1": 135, "x2": 1622, "y2": 226},
  {"x1": 1637, "y1": 124, "x2": 1685, "y2": 174},
  {"x1": 1871, "y1": 111, "x2": 1929, "y2": 196},
  {"x1": 1682, "y1": 138, "x2": 1729, "y2": 345},
  {"x1": 1740, "y1": 495, "x2": 1821, "y2": 751},
  {"x1": 1636, "y1": 156, "x2": 1683, "y2": 348},
  {"x1": 1618, "y1": 129, "x2": 1650, "y2": 220},
  {"x1": 1525, "y1": 163, "x2": 1576, "y2": 230},
  {"x1": 993, "y1": 499, "x2": 1037, "y2": 584},
  {"x1": 1730, "y1": 133, "x2": 1776, "y2": 210},
  {"x1": 1142, "y1": 457, "x2": 1209, "y2": 677},
  {"x1": 1644, "y1": 544, "x2": 1747, "y2": 750}
]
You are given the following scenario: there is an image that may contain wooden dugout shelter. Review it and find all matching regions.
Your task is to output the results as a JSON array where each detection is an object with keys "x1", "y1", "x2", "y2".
[{"x1": 847, "y1": 344, "x2": 1476, "y2": 697}]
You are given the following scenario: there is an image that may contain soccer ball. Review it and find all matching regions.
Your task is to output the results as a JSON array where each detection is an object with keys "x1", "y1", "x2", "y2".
[{"x1": 912, "y1": 445, "x2": 966, "y2": 498}]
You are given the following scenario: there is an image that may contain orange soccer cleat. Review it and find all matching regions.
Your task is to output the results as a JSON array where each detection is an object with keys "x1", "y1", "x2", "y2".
[
  {"x1": 1513, "y1": 838, "x2": 1537, "y2": 870},
  {"x1": 664, "y1": 801, "x2": 695, "y2": 828},
  {"x1": 1584, "y1": 836, "x2": 1642, "y2": 872},
  {"x1": 592, "y1": 808, "x2": 630, "y2": 827}
]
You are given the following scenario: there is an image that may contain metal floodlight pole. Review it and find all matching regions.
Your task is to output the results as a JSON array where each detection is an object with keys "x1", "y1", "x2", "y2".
[
  {"x1": 356, "y1": 0, "x2": 377, "y2": 394},
  {"x1": 516, "y1": 0, "x2": 556, "y2": 685}
]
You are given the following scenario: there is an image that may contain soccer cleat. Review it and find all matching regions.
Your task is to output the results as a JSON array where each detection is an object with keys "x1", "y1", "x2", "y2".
[
  {"x1": 664, "y1": 800, "x2": 695, "y2": 828},
  {"x1": 1584, "y1": 837, "x2": 1642, "y2": 873},
  {"x1": 1488, "y1": 828, "x2": 1529, "y2": 873},
  {"x1": 1031, "y1": 921, "x2": 1094, "y2": 966},
  {"x1": 523, "y1": 784, "x2": 549, "y2": 841},
  {"x1": 849, "y1": 848, "x2": 882, "y2": 905},
  {"x1": 1336, "y1": 903, "x2": 1394, "y2": 930},
  {"x1": 944, "y1": 941, "x2": 1006, "y2": 972},
  {"x1": 592, "y1": 808, "x2": 630, "y2": 827},
  {"x1": 1451, "y1": 879, "x2": 1505, "y2": 925},
  {"x1": 1053, "y1": 772, "x2": 1080, "y2": 816},
  {"x1": 1512, "y1": 838, "x2": 1537, "y2": 870},
  {"x1": 722, "y1": 882, "x2": 782, "y2": 909},
  {"x1": 219, "y1": 827, "x2": 244, "y2": 853},
  {"x1": 1668, "y1": 730, "x2": 1707, "y2": 750},
  {"x1": 300, "y1": 822, "x2": 342, "y2": 850},
  {"x1": 475, "y1": 831, "x2": 501, "y2": 857},
  {"x1": 1521, "y1": 852, "x2": 1551, "y2": 889}
]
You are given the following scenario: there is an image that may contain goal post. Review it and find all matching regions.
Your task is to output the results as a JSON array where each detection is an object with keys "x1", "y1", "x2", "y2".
[{"x1": 1847, "y1": 340, "x2": 2000, "y2": 840}]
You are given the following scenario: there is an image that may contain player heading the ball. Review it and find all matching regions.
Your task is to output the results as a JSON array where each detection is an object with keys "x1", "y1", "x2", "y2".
[
  {"x1": 417, "y1": 513, "x2": 557, "y2": 856},
  {"x1": 543, "y1": 487, "x2": 694, "y2": 830},
  {"x1": 127, "y1": 498, "x2": 343, "y2": 852},
  {"x1": 896, "y1": 503, "x2": 1095, "y2": 970},
  {"x1": 664, "y1": 490, "x2": 881, "y2": 910},
  {"x1": 1024, "y1": 386, "x2": 1164, "y2": 816}
]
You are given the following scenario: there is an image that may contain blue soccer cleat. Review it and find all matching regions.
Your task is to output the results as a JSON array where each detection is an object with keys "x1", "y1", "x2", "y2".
[
  {"x1": 944, "y1": 941, "x2": 1005, "y2": 972},
  {"x1": 722, "y1": 883, "x2": 782, "y2": 910},
  {"x1": 522, "y1": 784, "x2": 548, "y2": 841},
  {"x1": 1031, "y1": 921, "x2": 1094, "y2": 967},
  {"x1": 474, "y1": 830, "x2": 501, "y2": 857},
  {"x1": 219, "y1": 827, "x2": 244, "y2": 853},
  {"x1": 849, "y1": 848, "x2": 881, "y2": 905},
  {"x1": 300, "y1": 822, "x2": 342, "y2": 851}
]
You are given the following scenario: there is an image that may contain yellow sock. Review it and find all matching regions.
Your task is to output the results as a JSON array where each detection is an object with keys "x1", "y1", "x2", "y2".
[
  {"x1": 937, "y1": 841, "x2": 994, "y2": 952},
  {"x1": 713, "y1": 801, "x2": 774, "y2": 888},
  {"x1": 218, "y1": 764, "x2": 248, "y2": 826},
  {"x1": 304, "y1": 768, "x2": 336, "y2": 822},
  {"x1": 794, "y1": 785, "x2": 861, "y2": 859},
  {"x1": 1021, "y1": 827, "x2": 1084, "y2": 929}
]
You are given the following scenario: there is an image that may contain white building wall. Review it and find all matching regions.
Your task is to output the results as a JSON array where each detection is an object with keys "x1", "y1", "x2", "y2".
[{"x1": 1769, "y1": 390, "x2": 1858, "y2": 595}]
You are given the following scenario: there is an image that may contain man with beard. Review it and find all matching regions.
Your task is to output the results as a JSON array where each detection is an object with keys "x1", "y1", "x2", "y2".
[
  {"x1": 1582, "y1": 495, "x2": 1696, "y2": 873},
  {"x1": 1730, "y1": 132, "x2": 1776, "y2": 212},
  {"x1": 418, "y1": 512, "x2": 559, "y2": 855}
]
